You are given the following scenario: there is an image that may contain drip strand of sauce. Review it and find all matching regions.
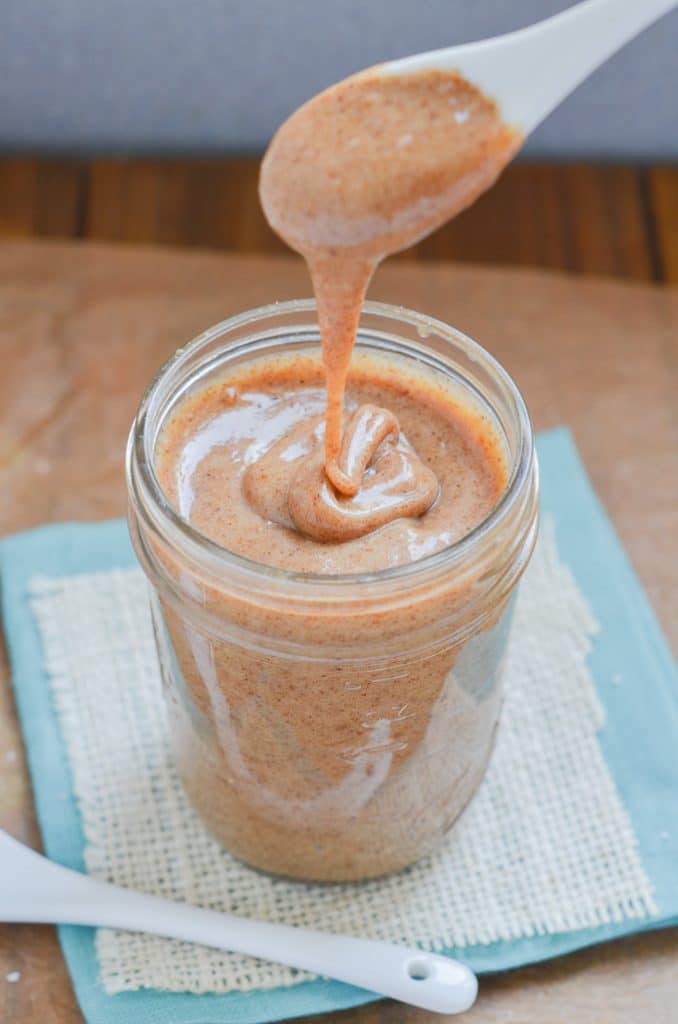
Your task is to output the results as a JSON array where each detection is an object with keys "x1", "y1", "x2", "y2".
[
  {"x1": 258, "y1": 67, "x2": 520, "y2": 543},
  {"x1": 328, "y1": 403, "x2": 399, "y2": 496}
]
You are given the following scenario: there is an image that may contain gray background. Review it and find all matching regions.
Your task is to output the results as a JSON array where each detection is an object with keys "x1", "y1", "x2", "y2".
[{"x1": 2, "y1": 1, "x2": 677, "y2": 158}]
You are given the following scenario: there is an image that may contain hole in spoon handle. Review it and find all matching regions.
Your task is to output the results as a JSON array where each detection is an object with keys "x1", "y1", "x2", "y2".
[{"x1": 386, "y1": 951, "x2": 478, "y2": 1014}]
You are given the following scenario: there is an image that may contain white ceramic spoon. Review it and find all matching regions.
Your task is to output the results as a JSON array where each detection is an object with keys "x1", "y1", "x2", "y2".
[
  {"x1": 382, "y1": 0, "x2": 677, "y2": 136},
  {"x1": 0, "y1": 829, "x2": 477, "y2": 1015}
]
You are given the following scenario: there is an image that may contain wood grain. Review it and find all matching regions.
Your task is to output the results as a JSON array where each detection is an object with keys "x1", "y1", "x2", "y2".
[
  {"x1": 648, "y1": 167, "x2": 678, "y2": 284},
  {"x1": 85, "y1": 158, "x2": 288, "y2": 254},
  {"x1": 1, "y1": 158, "x2": 676, "y2": 282},
  {"x1": 83, "y1": 161, "x2": 660, "y2": 279},
  {"x1": 412, "y1": 164, "x2": 656, "y2": 280},
  {"x1": 0, "y1": 241, "x2": 676, "y2": 1024},
  {"x1": 0, "y1": 159, "x2": 83, "y2": 240}
]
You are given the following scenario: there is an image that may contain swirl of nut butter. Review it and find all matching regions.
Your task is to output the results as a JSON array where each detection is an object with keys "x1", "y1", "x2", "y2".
[{"x1": 244, "y1": 404, "x2": 439, "y2": 542}]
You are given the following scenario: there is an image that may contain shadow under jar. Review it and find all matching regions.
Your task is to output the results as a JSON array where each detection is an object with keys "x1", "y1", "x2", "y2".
[{"x1": 126, "y1": 300, "x2": 539, "y2": 882}]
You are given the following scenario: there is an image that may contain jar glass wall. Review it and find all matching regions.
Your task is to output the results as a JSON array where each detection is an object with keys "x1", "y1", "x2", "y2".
[{"x1": 126, "y1": 301, "x2": 539, "y2": 881}]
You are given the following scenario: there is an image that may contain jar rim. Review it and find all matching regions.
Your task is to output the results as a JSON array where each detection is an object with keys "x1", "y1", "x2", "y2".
[{"x1": 127, "y1": 298, "x2": 535, "y2": 593}]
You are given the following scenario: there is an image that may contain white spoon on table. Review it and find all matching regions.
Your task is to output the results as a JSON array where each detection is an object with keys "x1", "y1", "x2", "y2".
[
  {"x1": 382, "y1": 0, "x2": 676, "y2": 138},
  {"x1": 0, "y1": 829, "x2": 476, "y2": 1015}
]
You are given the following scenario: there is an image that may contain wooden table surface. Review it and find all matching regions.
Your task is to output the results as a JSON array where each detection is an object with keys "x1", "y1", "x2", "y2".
[{"x1": 0, "y1": 157, "x2": 676, "y2": 1023}]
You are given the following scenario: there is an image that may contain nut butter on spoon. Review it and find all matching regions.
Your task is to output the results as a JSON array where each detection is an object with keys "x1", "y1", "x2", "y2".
[{"x1": 260, "y1": 0, "x2": 676, "y2": 493}]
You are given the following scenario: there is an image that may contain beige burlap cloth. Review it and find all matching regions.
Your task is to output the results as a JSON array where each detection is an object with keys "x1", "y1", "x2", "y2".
[{"x1": 29, "y1": 519, "x2": 655, "y2": 995}]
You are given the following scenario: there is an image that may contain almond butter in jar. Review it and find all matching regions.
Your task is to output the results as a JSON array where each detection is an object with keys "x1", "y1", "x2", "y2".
[{"x1": 126, "y1": 300, "x2": 538, "y2": 882}]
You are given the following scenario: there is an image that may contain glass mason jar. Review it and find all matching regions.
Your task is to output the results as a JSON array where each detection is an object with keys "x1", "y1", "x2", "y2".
[{"x1": 126, "y1": 300, "x2": 538, "y2": 882}]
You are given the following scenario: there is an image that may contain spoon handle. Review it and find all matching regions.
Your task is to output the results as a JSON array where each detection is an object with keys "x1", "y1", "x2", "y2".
[
  {"x1": 385, "y1": 0, "x2": 677, "y2": 134},
  {"x1": 1, "y1": 831, "x2": 476, "y2": 1015}
]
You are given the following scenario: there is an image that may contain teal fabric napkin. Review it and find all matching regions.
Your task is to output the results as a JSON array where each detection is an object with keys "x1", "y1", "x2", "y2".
[{"x1": 1, "y1": 427, "x2": 677, "y2": 1024}]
